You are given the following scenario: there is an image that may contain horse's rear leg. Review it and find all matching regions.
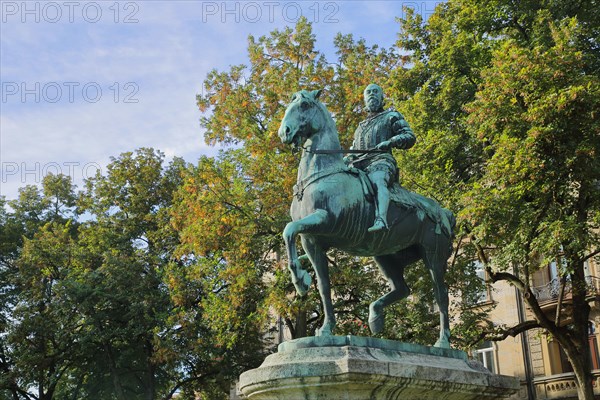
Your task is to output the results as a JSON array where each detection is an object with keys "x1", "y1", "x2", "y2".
[
  {"x1": 301, "y1": 236, "x2": 334, "y2": 336},
  {"x1": 421, "y1": 247, "x2": 451, "y2": 349},
  {"x1": 282, "y1": 209, "x2": 328, "y2": 296},
  {"x1": 369, "y1": 248, "x2": 420, "y2": 334}
]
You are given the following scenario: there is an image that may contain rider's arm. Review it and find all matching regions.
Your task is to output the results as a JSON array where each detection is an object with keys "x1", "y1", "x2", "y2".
[{"x1": 389, "y1": 114, "x2": 416, "y2": 150}]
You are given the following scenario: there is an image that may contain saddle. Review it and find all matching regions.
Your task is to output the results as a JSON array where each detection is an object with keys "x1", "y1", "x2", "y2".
[{"x1": 346, "y1": 167, "x2": 454, "y2": 238}]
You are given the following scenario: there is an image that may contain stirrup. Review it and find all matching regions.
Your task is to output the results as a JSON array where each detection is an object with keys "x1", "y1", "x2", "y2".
[{"x1": 368, "y1": 217, "x2": 387, "y2": 232}]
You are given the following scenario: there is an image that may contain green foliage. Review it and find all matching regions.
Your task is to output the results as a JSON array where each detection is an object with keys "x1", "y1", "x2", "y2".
[
  {"x1": 0, "y1": 149, "x2": 266, "y2": 399},
  {"x1": 464, "y1": 17, "x2": 600, "y2": 267},
  {"x1": 393, "y1": 1, "x2": 599, "y2": 397}
]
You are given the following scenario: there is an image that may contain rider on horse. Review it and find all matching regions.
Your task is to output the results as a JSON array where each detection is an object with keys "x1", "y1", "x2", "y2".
[{"x1": 345, "y1": 84, "x2": 416, "y2": 232}]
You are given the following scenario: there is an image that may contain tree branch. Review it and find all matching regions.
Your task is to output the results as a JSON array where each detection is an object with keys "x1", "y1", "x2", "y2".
[
  {"x1": 449, "y1": 231, "x2": 467, "y2": 271},
  {"x1": 162, "y1": 369, "x2": 221, "y2": 400},
  {"x1": 554, "y1": 275, "x2": 568, "y2": 326},
  {"x1": 472, "y1": 240, "x2": 560, "y2": 336},
  {"x1": 470, "y1": 320, "x2": 540, "y2": 346},
  {"x1": 581, "y1": 249, "x2": 600, "y2": 264},
  {"x1": 284, "y1": 317, "x2": 296, "y2": 338}
]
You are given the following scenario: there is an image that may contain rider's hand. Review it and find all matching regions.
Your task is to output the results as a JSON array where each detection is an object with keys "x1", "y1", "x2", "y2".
[
  {"x1": 390, "y1": 135, "x2": 410, "y2": 149},
  {"x1": 376, "y1": 140, "x2": 391, "y2": 151},
  {"x1": 343, "y1": 154, "x2": 356, "y2": 164}
]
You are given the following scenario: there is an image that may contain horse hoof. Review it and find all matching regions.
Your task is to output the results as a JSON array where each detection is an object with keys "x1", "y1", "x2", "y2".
[
  {"x1": 293, "y1": 269, "x2": 312, "y2": 296},
  {"x1": 368, "y1": 315, "x2": 384, "y2": 334},
  {"x1": 434, "y1": 334, "x2": 451, "y2": 349},
  {"x1": 368, "y1": 302, "x2": 384, "y2": 334},
  {"x1": 317, "y1": 324, "x2": 333, "y2": 336}
]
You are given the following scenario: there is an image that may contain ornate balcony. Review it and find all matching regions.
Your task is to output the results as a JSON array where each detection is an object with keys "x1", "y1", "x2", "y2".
[
  {"x1": 533, "y1": 370, "x2": 600, "y2": 399},
  {"x1": 532, "y1": 275, "x2": 600, "y2": 303}
]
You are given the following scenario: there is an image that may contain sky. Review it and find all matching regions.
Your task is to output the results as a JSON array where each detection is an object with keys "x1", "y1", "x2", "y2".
[{"x1": 0, "y1": 0, "x2": 440, "y2": 200}]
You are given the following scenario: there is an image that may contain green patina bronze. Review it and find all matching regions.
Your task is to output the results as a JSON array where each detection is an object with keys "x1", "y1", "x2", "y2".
[
  {"x1": 346, "y1": 83, "x2": 416, "y2": 232},
  {"x1": 277, "y1": 335, "x2": 468, "y2": 360},
  {"x1": 278, "y1": 86, "x2": 456, "y2": 348}
]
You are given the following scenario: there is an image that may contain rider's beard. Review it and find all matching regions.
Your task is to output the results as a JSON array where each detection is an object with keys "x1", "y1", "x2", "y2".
[{"x1": 366, "y1": 97, "x2": 382, "y2": 113}]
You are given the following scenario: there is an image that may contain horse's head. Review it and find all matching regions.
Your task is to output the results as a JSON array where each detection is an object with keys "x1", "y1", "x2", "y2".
[{"x1": 278, "y1": 89, "x2": 325, "y2": 149}]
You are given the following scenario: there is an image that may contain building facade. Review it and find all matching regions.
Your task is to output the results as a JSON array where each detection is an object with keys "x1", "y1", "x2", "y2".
[{"x1": 477, "y1": 257, "x2": 600, "y2": 400}]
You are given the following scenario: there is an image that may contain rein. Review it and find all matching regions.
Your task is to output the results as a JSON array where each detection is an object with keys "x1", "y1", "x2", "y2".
[{"x1": 303, "y1": 147, "x2": 386, "y2": 154}]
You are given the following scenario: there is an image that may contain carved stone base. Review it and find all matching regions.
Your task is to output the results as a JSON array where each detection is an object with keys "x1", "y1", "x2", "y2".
[{"x1": 238, "y1": 336, "x2": 520, "y2": 400}]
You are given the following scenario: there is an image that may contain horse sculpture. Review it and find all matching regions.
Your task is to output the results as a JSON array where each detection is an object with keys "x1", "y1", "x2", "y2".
[{"x1": 278, "y1": 89, "x2": 455, "y2": 348}]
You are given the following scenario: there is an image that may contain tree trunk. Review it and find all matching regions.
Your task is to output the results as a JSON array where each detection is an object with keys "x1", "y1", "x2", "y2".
[
  {"x1": 295, "y1": 310, "x2": 307, "y2": 338},
  {"x1": 561, "y1": 332, "x2": 593, "y2": 399},
  {"x1": 572, "y1": 362, "x2": 595, "y2": 400},
  {"x1": 145, "y1": 339, "x2": 156, "y2": 400},
  {"x1": 564, "y1": 256, "x2": 594, "y2": 400},
  {"x1": 519, "y1": 254, "x2": 595, "y2": 400},
  {"x1": 541, "y1": 297, "x2": 595, "y2": 400},
  {"x1": 105, "y1": 343, "x2": 127, "y2": 400}
]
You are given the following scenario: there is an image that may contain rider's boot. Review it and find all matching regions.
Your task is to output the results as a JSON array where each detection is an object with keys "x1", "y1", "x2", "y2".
[
  {"x1": 368, "y1": 216, "x2": 387, "y2": 232},
  {"x1": 368, "y1": 173, "x2": 390, "y2": 232}
]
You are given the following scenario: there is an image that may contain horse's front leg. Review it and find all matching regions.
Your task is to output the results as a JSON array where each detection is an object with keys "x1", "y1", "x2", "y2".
[
  {"x1": 282, "y1": 209, "x2": 328, "y2": 296},
  {"x1": 422, "y1": 247, "x2": 451, "y2": 349},
  {"x1": 301, "y1": 235, "x2": 334, "y2": 336}
]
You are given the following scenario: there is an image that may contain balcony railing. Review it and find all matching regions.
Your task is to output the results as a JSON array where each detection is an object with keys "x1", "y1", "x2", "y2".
[
  {"x1": 532, "y1": 275, "x2": 600, "y2": 302},
  {"x1": 533, "y1": 370, "x2": 600, "y2": 399}
]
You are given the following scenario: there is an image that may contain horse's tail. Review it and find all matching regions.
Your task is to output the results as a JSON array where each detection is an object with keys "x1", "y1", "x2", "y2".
[
  {"x1": 437, "y1": 207, "x2": 455, "y2": 239},
  {"x1": 443, "y1": 208, "x2": 457, "y2": 265},
  {"x1": 446, "y1": 209, "x2": 456, "y2": 238}
]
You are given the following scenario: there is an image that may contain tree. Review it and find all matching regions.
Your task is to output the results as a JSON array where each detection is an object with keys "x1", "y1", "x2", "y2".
[
  {"x1": 9, "y1": 7, "x2": 590, "y2": 397},
  {"x1": 1, "y1": 149, "x2": 264, "y2": 399},
  {"x1": 465, "y1": 17, "x2": 600, "y2": 400},
  {"x1": 0, "y1": 175, "x2": 80, "y2": 400},
  {"x1": 74, "y1": 147, "x2": 244, "y2": 399},
  {"x1": 394, "y1": 1, "x2": 600, "y2": 398},
  {"x1": 177, "y1": 17, "x2": 385, "y2": 340},
  {"x1": 0, "y1": 195, "x2": 27, "y2": 399}
]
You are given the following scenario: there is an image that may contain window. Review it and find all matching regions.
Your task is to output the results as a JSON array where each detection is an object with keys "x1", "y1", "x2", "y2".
[
  {"x1": 474, "y1": 260, "x2": 490, "y2": 303},
  {"x1": 547, "y1": 323, "x2": 599, "y2": 373},
  {"x1": 558, "y1": 343, "x2": 574, "y2": 373},
  {"x1": 473, "y1": 341, "x2": 496, "y2": 373},
  {"x1": 590, "y1": 322, "x2": 600, "y2": 370},
  {"x1": 584, "y1": 259, "x2": 591, "y2": 277}
]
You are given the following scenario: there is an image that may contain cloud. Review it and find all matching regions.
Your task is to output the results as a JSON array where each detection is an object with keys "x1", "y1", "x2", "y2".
[{"x1": 0, "y1": 0, "x2": 408, "y2": 199}]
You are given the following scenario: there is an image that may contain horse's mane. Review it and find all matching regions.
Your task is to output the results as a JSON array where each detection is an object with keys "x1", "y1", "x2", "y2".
[
  {"x1": 299, "y1": 90, "x2": 337, "y2": 133},
  {"x1": 315, "y1": 97, "x2": 330, "y2": 116}
]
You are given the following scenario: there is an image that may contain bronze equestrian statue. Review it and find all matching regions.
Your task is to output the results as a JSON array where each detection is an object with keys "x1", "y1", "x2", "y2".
[{"x1": 278, "y1": 88, "x2": 455, "y2": 348}]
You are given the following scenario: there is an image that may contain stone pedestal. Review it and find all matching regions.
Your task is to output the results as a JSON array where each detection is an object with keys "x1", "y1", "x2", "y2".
[{"x1": 239, "y1": 336, "x2": 520, "y2": 399}]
